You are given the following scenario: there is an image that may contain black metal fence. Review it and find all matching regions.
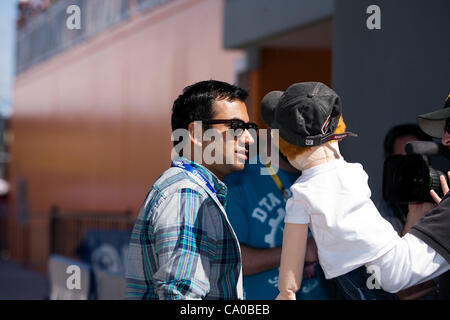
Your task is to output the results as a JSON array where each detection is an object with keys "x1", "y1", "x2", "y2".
[
  {"x1": 49, "y1": 206, "x2": 135, "y2": 259},
  {"x1": 0, "y1": 205, "x2": 7, "y2": 255}
]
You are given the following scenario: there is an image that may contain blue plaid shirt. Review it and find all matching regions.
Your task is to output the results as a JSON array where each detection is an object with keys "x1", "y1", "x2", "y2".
[{"x1": 125, "y1": 157, "x2": 243, "y2": 300}]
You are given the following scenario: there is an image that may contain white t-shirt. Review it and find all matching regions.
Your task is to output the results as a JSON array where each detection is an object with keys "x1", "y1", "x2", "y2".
[
  {"x1": 366, "y1": 232, "x2": 450, "y2": 292},
  {"x1": 285, "y1": 158, "x2": 401, "y2": 279}
]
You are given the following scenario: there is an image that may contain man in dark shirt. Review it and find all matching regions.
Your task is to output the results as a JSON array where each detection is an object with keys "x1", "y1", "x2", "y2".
[{"x1": 409, "y1": 94, "x2": 450, "y2": 298}]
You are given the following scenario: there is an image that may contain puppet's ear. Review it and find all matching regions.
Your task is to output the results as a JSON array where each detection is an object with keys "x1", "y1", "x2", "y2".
[{"x1": 261, "y1": 91, "x2": 283, "y2": 127}]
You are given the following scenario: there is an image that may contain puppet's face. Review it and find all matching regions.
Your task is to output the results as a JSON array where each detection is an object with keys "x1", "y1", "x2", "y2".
[
  {"x1": 273, "y1": 135, "x2": 331, "y2": 171},
  {"x1": 287, "y1": 146, "x2": 319, "y2": 171},
  {"x1": 287, "y1": 142, "x2": 341, "y2": 171},
  {"x1": 274, "y1": 116, "x2": 346, "y2": 171}
]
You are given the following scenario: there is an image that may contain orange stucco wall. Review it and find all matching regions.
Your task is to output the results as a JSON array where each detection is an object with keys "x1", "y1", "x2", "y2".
[
  {"x1": 248, "y1": 48, "x2": 332, "y2": 129},
  {"x1": 10, "y1": 0, "x2": 243, "y2": 270}
]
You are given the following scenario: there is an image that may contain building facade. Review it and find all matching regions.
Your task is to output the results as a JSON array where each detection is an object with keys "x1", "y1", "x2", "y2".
[{"x1": 8, "y1": 0, "x2": 450, "y2": 272}]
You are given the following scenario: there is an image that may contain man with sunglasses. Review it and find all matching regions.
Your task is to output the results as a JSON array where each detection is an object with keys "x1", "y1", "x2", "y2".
[{"x1": 125, "y1": 80, "x2": 256, "y2": 299}]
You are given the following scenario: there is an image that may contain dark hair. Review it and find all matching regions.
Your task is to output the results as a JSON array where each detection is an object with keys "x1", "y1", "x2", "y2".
[
  {"x1": 171, "y1": 80, "x2": 248, "y2": 132},
  {"x1": 383, "y1": 123, "x2": 432, "y2": 158}
]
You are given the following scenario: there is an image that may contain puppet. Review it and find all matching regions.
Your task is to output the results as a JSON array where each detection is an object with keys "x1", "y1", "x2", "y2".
[{"x1": 259, "y1": 82, "x2": 450, "y2": 300}]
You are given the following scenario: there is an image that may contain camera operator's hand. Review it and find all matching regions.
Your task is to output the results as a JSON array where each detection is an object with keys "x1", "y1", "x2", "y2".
[{"x1": 430, "y1": 171, "x2": 450, "y2": 204}]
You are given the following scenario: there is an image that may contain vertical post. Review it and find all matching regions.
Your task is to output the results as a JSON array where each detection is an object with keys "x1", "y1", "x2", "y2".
[{"x1": 49, "y1": 206, "x2": 59, "y2": 254}]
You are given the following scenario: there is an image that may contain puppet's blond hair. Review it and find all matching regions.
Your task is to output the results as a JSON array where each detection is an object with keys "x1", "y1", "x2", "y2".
[{"x1": 278, "y1": 116, "x2": 346, "y2": 161}]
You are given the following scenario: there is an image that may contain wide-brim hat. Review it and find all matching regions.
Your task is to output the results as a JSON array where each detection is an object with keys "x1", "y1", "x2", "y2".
[
  {"x1": 417, "y1": 94, "x2": 450, "y2": 138},
  {"x1": 261, "y1": 82, "x2": 357, "y2": 147}
]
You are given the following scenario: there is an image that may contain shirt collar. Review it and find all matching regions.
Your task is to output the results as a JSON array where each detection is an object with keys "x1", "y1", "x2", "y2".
[{"x1": 176, "y1": 156, "x2": 228, "y2": 206}]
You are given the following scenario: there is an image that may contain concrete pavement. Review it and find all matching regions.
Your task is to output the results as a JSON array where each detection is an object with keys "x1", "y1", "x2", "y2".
[{"x1": 0, "y1": 258, "x2": 48, "y2": 300}]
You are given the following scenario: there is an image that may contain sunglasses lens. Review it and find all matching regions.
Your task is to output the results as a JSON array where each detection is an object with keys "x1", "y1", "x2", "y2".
[
  {"x1": 231, "y1": 128, "x2": 244, "y2": 137},
  {"x1": 227, "y1": 120, "x2": 243, "y2": 137},
  {"x1": 220, "y1": 120, "x2": 258, "y2": 137}
]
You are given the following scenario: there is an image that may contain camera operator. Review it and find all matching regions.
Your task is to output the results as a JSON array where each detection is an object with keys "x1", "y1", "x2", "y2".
[
  {"x1": 379, "y1": 124, "x2": 434, "y2": 237},
  {"x1": 378, "y1": 124, "x2": 446, "y2": 299},
  {"x1": 408, "y1": 94, "x2": 450, "y2": 299},
  {"x1": 414, "y1": 93, "x2": 450, "y2": 204}
]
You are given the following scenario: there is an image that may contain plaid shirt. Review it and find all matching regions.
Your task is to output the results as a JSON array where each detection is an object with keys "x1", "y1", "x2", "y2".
[{"x1": 125, "y1": 157, "x2": 243, "y2": 300}]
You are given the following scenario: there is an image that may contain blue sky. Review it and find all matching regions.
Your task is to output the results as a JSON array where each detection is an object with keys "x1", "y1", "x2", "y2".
[{"x1": 0, "y1": 0, "x2": 17, "y2": 118}]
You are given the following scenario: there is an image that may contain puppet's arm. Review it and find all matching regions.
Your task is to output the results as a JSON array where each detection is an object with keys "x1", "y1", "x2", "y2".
[{"x1": 276, "y1": 223, "x2": 309, "y2": 300}]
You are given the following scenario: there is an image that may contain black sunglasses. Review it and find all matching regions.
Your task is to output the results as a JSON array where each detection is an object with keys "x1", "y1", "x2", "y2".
[{"x1": 203, "y1": 119, "x2": 258, "y2": 137}]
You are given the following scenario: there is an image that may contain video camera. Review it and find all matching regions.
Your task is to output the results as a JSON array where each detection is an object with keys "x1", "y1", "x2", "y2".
[{"x1": 383, "y1": 141, "x2": 450, "y2": 203}]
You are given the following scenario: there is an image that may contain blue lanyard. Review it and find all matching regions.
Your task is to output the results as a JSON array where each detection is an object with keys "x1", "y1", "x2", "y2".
[
  {"x1": 171, "y1": 158, "x2": 244, "y2": 299},
  {"x1": 171, "y1": 159, "x2": 217, "y2": 198}
]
